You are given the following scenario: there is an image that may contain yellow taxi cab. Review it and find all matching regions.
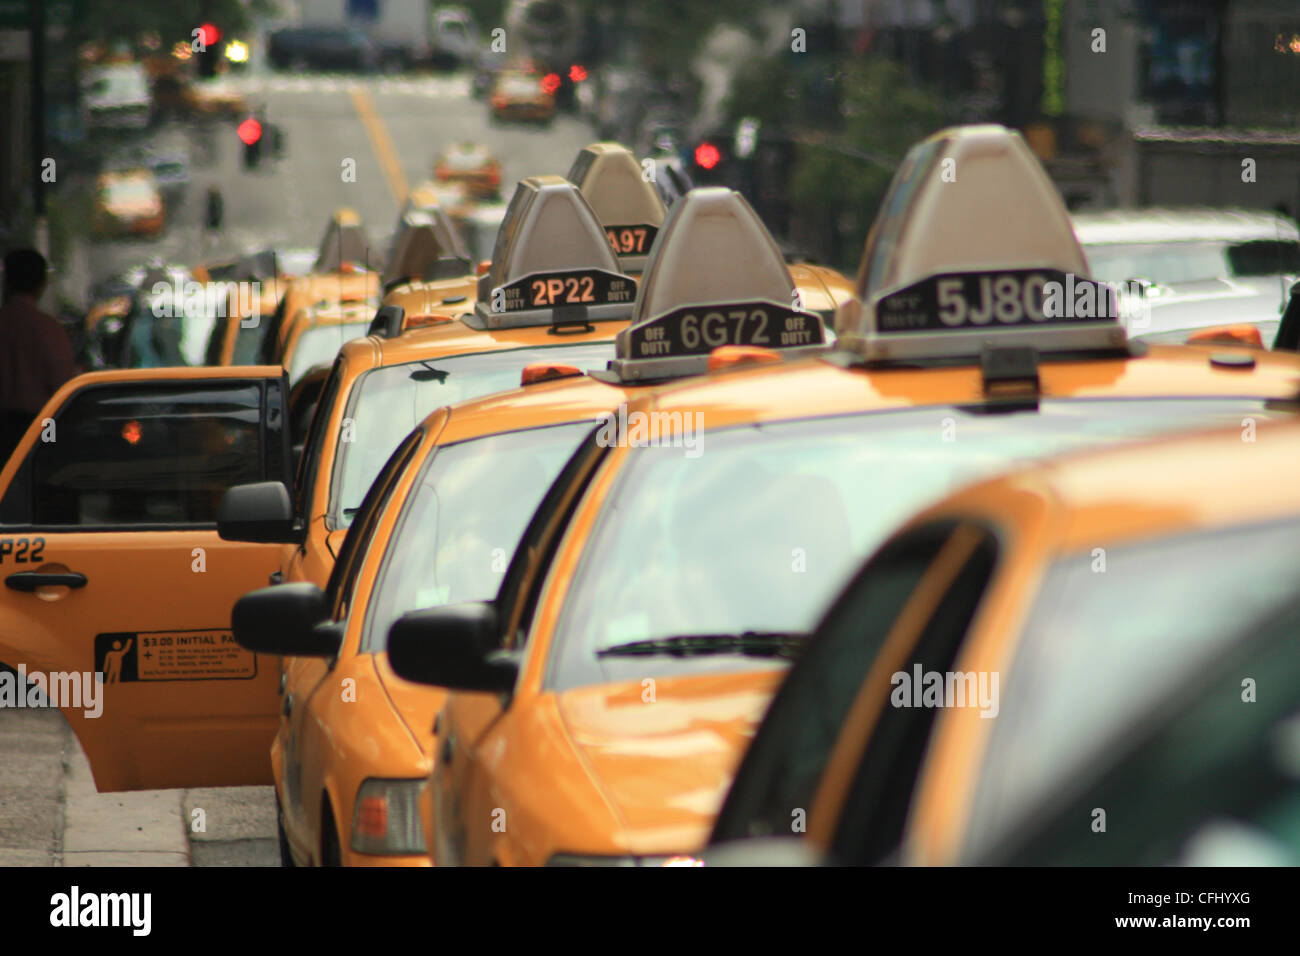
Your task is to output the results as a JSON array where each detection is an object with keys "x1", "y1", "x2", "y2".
[
  {"x1": 434, "y1": 142, "x2": 502, "y2": 202},
  {"x1": 232, "y1": 373, "x2": 634, "y2": 865},
  {"x1": 489, "y1": 69, "x2": 556, "y2": 125},
  {"x1": 387, "y1": 125, "x2": 1300, "y2": 866},
  {"x1": 278, "y1": 300, "x2": 376, "y2": 387},
  {"x1": 220, "y1": 176, "x2": 677, "y2": 865},
  {"x1": 202, "y1": 247, "x2": 318, "y2": 366},
  {"x1": 706, "y1": 418, "x2": 1300, "y2": 867},
  {"x1": 0, "y1": 365, "x2": 294, "y2": 792},
  {"x1": 257, "y1": 208, "x2": 379, "y2": 364},
  {"x1": 92, "y1": 170, "x2": 165, "y2": 239}
]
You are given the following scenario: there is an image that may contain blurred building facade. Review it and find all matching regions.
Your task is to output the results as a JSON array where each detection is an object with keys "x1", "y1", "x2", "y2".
[{"x1": 842, "y1": 0, "x2": 1300, "y2": 212}]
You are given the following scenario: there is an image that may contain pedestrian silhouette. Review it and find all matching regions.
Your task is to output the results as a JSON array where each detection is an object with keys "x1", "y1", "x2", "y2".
[{"x1": 103, "y1": 637, "x2": 133, "y2": 684}]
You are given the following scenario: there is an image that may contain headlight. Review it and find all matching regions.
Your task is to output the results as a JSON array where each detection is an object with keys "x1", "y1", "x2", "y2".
[{"x1": 350, "y1": 778, "x2": 426, "y2": 855}]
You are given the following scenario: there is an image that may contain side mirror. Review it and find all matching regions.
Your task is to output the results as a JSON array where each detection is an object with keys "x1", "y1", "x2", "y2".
[
  {"x1": 387, "y1": 601, "x2": 515, "y2": 692},
  {"x1": 217, "y1": 481, "x2": 300, "y2": 543},
  {"x1": 231, "y1": 582, "x2": 340, "y2": 658}
]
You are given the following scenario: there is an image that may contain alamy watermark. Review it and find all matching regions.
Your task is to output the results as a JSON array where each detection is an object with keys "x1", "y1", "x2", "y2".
[
  {"x1": 0, "y1": 665, "x2": 101, "y2": 718},
  {"x1": 1044, "y1": 273, "x2": 1152, "y2": 331},
  {"x1": 150, "y1": 279, "x2": 263, "y2": 328},
  {"x1": 890, "y1": 664, "x2": 999, "y2": 718},
  {"x1": 595, "y1": 404, "x2": 704, "y2": 458}
]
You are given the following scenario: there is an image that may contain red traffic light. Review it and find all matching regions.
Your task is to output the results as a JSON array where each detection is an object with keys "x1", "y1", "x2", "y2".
[
  {"x1": 694, "y1": 141, "x2": 721, "y2": 170},
  {"x1": 568, "y1": 63, "x2": 587, "y2": 83},
  {"x1": 540, "y1": 72, "x2": 561, "y2": 95},
  {"x1": 237, "y1": 117, "x2": 263, "y2": 145},
  {"x1": 198, "y1": 23, "x2": 221, "y2": 48}
]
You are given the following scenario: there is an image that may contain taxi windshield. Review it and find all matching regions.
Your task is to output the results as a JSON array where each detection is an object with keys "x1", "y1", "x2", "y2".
[
  {"x1": 548, "y1": 398, "x2": 1298, "y2": 690},
  {"x1": 330, "y1": 342, "x2": 612, "y2": 528},
  {"x1": 287, "y1": 321, "x2": 372, "y2": 385},
  {"x1": 961, "y1": 518, "x2": 1300, "y2": 864},
  {"x1": 360, "y1": 421, "x2": 595, "y2": 652}
]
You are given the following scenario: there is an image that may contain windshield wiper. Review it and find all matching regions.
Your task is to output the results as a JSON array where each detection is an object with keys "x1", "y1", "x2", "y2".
[{"x1": 596, "y1": 631, "x2": 808, "y2": 660}]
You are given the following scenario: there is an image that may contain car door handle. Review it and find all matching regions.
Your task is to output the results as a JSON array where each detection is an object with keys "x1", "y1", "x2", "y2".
[
  {"x1": 282, "y1": 693, "x2": 294, "y2": 718},
  {"x1": 5, "y1": 571, "x2": 88, "y2": 592}
]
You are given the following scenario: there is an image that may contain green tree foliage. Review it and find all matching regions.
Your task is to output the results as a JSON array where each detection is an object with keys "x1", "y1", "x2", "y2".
[
  {"x1": 729, "y1": 54, "x2": 942, "y2": 267},
  {"x1": 793, "y1": 57, "x2": 941, "y2": 220}
]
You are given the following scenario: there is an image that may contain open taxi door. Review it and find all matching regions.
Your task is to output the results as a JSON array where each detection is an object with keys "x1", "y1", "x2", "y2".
[{"x1": 0, "y1": 366, "x2": 294, "y2": 791}]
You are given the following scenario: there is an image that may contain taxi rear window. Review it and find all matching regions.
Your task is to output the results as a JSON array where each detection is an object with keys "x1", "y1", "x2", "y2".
[
  {"x1": 962, "y1": 517, "x2": 1300, "y2": 864},
  {"x1": 329, "y1": 342, "x2": 613, "y2": 529},
  {"x1": 10, "y1": 381, "x2": 264, "y2": 528},
  {"x1": 546, "y1": 398, "x2": 1298, "y2": 692},
  {"x1": 286, "y1": 321, "x2": 371, "y2": 385}
]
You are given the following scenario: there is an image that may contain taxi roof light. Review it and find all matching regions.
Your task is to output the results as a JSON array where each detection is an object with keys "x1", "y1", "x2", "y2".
[
  {"x1": 603, "y1": 187, "x2": 827, "y2": 383},
  {"x1": 381, "y1": 207, "x2": 469, "y2": 289},
  {"x1": 840, "y1": 124, "x2": 1130, "y2": 365},
  {"x1": 469, "y1": 175, "x2": 636, "y2": 331},
  {"x1": 567, "y1": 143, "x2": 667, "y2": 272}
]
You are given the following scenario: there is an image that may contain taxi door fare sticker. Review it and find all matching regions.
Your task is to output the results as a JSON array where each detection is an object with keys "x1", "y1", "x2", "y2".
[
  {"x1": 875, "y1": 269, "x2": 1117, "y2": 333},
  {"x1": 628, "y1": 300, "x2": 826, "y2": 358},
  {"x1": 93, "y1": 630, "x2": 257, "y2": 683},
  {"x1": 493, "y1": 268, "x2": 634, "y2": 312},
  {"x1": 604, "y1": 224, "x2": 658, "y2": 256}
]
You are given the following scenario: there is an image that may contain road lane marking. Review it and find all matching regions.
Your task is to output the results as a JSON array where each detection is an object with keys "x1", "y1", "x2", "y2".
[{"x1": 350, "y1": 87, "x2": 409, "y2": 208}]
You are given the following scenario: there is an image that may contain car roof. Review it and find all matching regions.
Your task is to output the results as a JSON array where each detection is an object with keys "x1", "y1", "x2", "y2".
[
  {"x1": 355, "y1": 313, "x2": 626, "y2": 367},
  {"x1": 627, "y1": 344, "x2": 1300, "y2": 432},
  {"x1": 433, "y1": 373, "x2": 634, "y2": 445},
  {"x1": 991, "y1": 417, "x2": 1300, "y2": 552},
  {"x1": 1072, "y1": 208, "x2": 1300, "y2": 244}
]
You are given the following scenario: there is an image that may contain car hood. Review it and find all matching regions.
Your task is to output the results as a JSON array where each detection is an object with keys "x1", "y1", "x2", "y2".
[{"x1": 554, "y1": 669, "x2": 785, "y2": 857}]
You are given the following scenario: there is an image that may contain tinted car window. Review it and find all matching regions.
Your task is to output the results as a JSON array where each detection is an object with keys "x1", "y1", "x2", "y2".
[
  {"x1": 21, "y1": 381, "x2": 263, "y2": 527},
  {"x1": 984, "y1": 594, "x2": 1300, "y2": 866},
  {"x1": 962, "y1": 519, "x2": 1300, "y2": 863}
]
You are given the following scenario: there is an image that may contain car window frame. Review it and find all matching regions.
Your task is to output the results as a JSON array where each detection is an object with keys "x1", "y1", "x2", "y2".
[
  {"x1": 0, "y1": 376, "x2": 287, "y2": 532},
  {"x1": 325, "y1": 427, "x2": 425, "y2": 624},
  {"x1": 710, "y1": 519, "x2": 964, "y2": 844},
  {"x1": 824, "y1": 522, "x2": 1001, "y2": 865}
]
